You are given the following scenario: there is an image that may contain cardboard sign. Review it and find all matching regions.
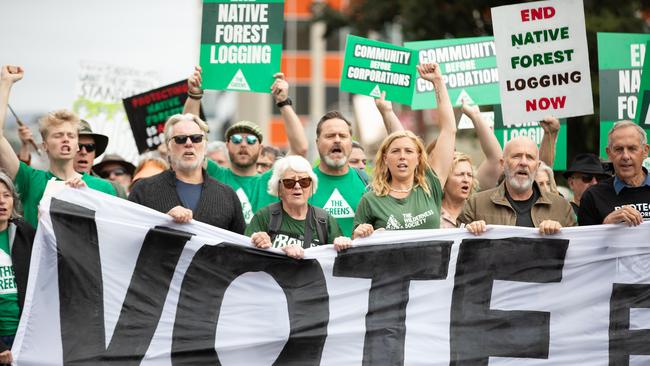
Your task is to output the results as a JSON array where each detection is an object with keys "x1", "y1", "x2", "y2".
[
  {"x1": 405, "y1": 37, "x2": 500, "y2": 110},
  {"x1": 123, "y1": 80, "x2": 205, "y2": 153},
  {"x1": 340, "y1": 35, "x2": 418, "y2": 106},
  {"x1": 494, "y1": 105, "x2": 567, "y2": 170},
  {"x1": 598, "y1": 33, "x2": 650, "y2": 158},
  {"x1": 199, "y1": 0, "x2": 285, "y2": 93},
  {"x1": 491, "y1": 0, "x2": 593, "y2": 124}
]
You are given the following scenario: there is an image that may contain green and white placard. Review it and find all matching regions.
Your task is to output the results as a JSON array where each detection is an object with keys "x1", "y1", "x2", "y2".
[
  {"x1": 598, "y1": 33, "x2": 650, "y2": 158},
  {"x1": 405, "y1": 37, "x2": 499, "y2": 110},
  {"x1": 199, "y1": 0, "x2": 284, "y2": 93},
  {"x1": 634, "y1": 40, "x2": 650, "y2": 144},
  {"x1": 494, "y1": 105, "x2": 567, "y2": 170},
  {"x1": 340, "y1": 35, "x2": 418, "y2": 106}
]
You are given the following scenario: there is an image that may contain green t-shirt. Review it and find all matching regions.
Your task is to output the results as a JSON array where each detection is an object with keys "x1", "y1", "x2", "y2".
[
  {"x1": 14, "y1": 162, "x2": 117, "y2": 227},
  {"x1": 309, "y1": 167, "x2": 367, "y2": 237},
  {"x1": 206, "y1": 159, "x2": 278, "y2": 224},
  {"x1": 245, "y1": 205, "x2": 343, "y2": 248},
  {"x1": 353, "y1": 168, "x2": 443, "y2": 230},
  {"x1": 0, "y1": 230, "x2": 19, "y2": 336}
]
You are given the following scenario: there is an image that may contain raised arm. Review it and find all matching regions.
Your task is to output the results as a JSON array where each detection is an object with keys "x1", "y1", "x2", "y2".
[
  {"x1": 463, "y1": 100, "x2": 503, "y2": 190},
  {"x1": 420, "y1": 63, "x2": 456, "y2": 187},
  {"x1": 0, "y1": 66, "x2": 24, "y2": 179},
  {"x1": 182, "y1": 65, "x2": 202, "y2": 116},
  {"x1": 271, "y1": 73, "x2": 308, "y2": 157},
  {"x1": 539, "y1": 116, "x2": 559, "y2": 168},
  {"x1": 375, "y1": 91, "x2": 404, "y2": 134}
]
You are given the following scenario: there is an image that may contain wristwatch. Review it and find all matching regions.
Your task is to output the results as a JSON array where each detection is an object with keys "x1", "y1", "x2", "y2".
[{"x1": 276, "y1": 98, "x2": 292, "y2": 108}]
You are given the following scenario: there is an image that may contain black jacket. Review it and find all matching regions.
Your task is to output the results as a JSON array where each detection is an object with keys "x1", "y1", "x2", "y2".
[
  {"x1": 0, "y1": 218, "x2": 36, "y2": 352},
  {"x1": 129, "y1": 170, "x2": 246, "y2": 234}
]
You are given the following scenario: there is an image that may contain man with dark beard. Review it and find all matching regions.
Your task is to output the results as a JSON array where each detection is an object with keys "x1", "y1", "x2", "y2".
[
  {"x1": 458, "y1": 136, "x2": 575, "y2": 235},
  {"x1": 129, "y1": 114, "x2": 245, "y2": 233}
]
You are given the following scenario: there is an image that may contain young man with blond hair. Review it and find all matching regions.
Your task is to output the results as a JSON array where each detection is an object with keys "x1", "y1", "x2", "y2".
[{"x1": 0, "y1": 65, "x2": 116, "y2": 227}]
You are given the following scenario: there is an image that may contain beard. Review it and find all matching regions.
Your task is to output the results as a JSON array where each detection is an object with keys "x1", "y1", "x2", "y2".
[
  {"x1": 229, "y1": 150, "x2": 259, "y2": 170},
  {"x1": 323, "y1": 154, "x2": 348, "y2": 169},
  {"x1": 504, "y1": 165, "x2": 536, "y2": 193},
  {"x1": 171, "y1": 154, "x2": 204, "y2": 173}
]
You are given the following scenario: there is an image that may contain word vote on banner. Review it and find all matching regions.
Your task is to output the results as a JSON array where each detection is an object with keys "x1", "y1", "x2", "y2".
[{"x1": 13, "y1": 188, "x2": 650, "y2": 365}]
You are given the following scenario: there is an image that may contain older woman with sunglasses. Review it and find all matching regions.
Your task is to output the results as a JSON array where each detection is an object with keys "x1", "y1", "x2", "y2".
[
  {"x1": 246, "y1": 156, "x2": 352, "y2": 259},
  {"x1": 0, "y1": 171, "x2": 35, "y2": 365}
]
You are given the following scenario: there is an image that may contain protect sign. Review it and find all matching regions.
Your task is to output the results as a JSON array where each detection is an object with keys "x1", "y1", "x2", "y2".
[
  {"x1": 598, "y1": 33, "x2": 650, "y2": 158},
  {"x1": 491, "y1": 0, "x2": 593, "y2": 125},
  {"x1": 340, "y1": 35, "x2": 418, "y2": 106},
  {"x1": 405, "y1": 37, "x2": 500, "y2": 110},
  {"x1": 199, "y1": 0, "x2": 284, "y2": 93}
]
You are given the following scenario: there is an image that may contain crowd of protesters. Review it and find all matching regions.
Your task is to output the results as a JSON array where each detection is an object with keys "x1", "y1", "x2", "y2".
[{"x1": 0, "y1": 61, "x2": 649, "y2": 363}]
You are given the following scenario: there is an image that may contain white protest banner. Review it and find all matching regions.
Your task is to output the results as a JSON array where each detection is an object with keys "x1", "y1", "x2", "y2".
[
  {"x1": 491, "y1": 0, "x2": 593, "y2": 125},
  {"x1": 13, "y1": 188, "x2": 650, "y2": 365}
]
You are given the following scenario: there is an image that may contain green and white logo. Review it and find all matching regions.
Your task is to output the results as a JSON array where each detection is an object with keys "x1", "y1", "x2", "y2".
[{"x1": 322, "y1": 189, "x2": 354, "y2": 218}]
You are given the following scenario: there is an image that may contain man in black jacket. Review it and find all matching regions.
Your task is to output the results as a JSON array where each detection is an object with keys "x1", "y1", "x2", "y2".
[
  {"x1": 579, "y1": 121, "x2": 650, "y2": 226},
  {"x1": 129, "y1": 114, "x2": 245, "y2": 234}
]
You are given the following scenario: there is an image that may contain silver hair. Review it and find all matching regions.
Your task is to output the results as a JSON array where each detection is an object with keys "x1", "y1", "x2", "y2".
[
  {"x1": 536, "y1": 161, "x2": 558, "y2": 194},
  {"x1": 267, "y1": 155, "x2": 318, "y2": 197},
  {"x1": 0, "y1": 170, "x2": 21, "y2": 219},
  {"x1": 207, "y1": 141, "x2": 229, "y2": 160},
  {"x1": 608, "y1": 120, "x2": 648, "y2": 148},
  {"x1": 163, "y1": 114, "x2": 209, "y2": 142}
]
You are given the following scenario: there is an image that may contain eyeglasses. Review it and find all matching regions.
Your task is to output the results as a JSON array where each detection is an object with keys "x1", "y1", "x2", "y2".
[
  {"x1": 572, "y1": 174, "x2": 597, "y2": 183},
  {"x1": 78, "y1": 143, "x2": 96, "y2": 152},
  {"x1": 171, "y1": 134, "x2": 204, "y2": 144},
  {"x1": 99, "y1": 167, "x2": 128, "y2": 179},
  {"x1": 280, "y1": 177, "x2": 312, "y2": 189},
  {"x1": 230, "y1": 134, "x2": 258, "y2": 145}
]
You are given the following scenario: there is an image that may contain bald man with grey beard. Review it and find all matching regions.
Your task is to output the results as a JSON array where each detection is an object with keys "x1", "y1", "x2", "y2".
[{"x1": 458, "y1": 136, "x2": 576, "y2": 235}]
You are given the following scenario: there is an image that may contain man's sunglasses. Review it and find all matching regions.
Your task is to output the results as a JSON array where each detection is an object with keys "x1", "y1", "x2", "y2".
[
  {"x1": 573, "y1": 174, "x2": 598, "y2": 183},
  {"x1": 78, "y1": 143, "x2": 96, "y2": 152},
  {"x1": 99, "y1": 167, "x2": 128, "y2": 179},
  {"x1": 281, "y1": 177, "x2": 312, "y2": 189},
  {"x1": 171, "y1": 134, "x2": 204, "y2": 144},
  {"x1": 230, "y1": 134, "x2": 258, "y2": 145}
]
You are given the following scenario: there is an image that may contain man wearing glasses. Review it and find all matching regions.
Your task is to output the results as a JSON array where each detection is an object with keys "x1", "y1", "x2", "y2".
[
  {"x1": 129, "y1": 114, "x2": 245, "y2": 233},
  {"x1": 579, "y1": 121, "x2": 650, "y2": 226},
  {"x1": 562, "y1": 153, "x2": 609, "y2": 216},
  {"x1": 0, "y1": 65, "x2": 117, "y2": 228}
]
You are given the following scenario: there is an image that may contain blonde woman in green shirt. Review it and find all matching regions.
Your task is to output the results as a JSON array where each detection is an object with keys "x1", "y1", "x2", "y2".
[{"x1": 353, "y1": 63, "x2": 456, "y2": 238}]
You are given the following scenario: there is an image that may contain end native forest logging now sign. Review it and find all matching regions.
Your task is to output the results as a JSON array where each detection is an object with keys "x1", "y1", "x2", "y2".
[
  {"x1": 200, "y1": 0, "x2": 284, "y2": 93},
  {"x1": 492, "y1": 0, "x2": 593, "y2": 125}
]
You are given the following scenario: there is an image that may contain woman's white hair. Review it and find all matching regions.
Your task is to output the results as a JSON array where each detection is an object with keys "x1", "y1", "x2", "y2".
[{"x1": 267, "y1": 155, "x2": 318, "y2": 197}]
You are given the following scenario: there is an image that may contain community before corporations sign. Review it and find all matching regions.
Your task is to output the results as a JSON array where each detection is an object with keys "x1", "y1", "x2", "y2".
[
  {"x1": 405, "y1": 37, "x2": 500, "y2": 110},
  {"x1": 199, "y1": 0, "x2": 285, "y2": 93},
  {"x1": 491, "y1": 0, "x2": 593, "y2": 124},
  {"x1": 13, "y1": 188, "x2": 650, "y2": 365}
]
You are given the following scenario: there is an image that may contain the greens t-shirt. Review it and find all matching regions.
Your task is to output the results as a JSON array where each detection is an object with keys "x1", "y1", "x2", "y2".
[
  {"x1": 206, "y1": 160, "x2": 278, "y2": 224},
  {"x1": 14, "y1": 162, "x2": 117, "y2": 227},
  {"x1": 309, "y1": 167, "x2": 367, "y2": 237},
  {"x1": 245, "y1": 205, "x2": 343, "y2": 248},
  {"x1": 0, "y1": 230, "x2": 19, "y2": 336},
  {"x1": 353, "y1": 168, "x2": 443, "y2": 230}
]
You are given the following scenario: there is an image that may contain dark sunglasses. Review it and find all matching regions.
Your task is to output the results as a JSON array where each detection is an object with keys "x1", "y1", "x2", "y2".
[
  {"x1": 99, "y1": 167, "x2": 128, "y2": 179},
  {"x1": 281, "y1": 177, "x2": 312, "y2": 189},
  {"x1": 78, "y1": 143, "x2": 96, "y2": 152},
  {"x1": 171, "y1": 134, "x2": 204, "y2": 144},
  {"x1": 230, "y1": 134, "x2": 258, "y2": 145},
  {"x1": 573, "y1": 174, "x2": 597, "y2": 183}
]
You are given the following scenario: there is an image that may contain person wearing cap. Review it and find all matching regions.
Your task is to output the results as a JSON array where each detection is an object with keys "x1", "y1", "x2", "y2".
[
  {"x1": 129, "y1": 114, "x2": 245, "y2": 232},
  {"x1": 563, "y1": 153, "x2": 609, "y2": 216},
  {"x1": 579, "y1": 121, "x2": 650, "y2": 226},
  {"x1": 0, "y1": 65, "x2": 116, "y2": 228},
  {"x1": 183, "y1": 66, "x2": 308, "y2": 224},
  {"x1": 93, "y1": 154, "x2": 136, "y2": 194}
]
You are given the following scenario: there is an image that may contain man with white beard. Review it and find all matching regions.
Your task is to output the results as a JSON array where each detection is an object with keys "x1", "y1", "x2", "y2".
[
  {"x1": 129, "y1": 114, "x2": 245, "y2": 234},
  {"x1": 458, "y1": 136, "x2": 576, "y2": 235}
]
